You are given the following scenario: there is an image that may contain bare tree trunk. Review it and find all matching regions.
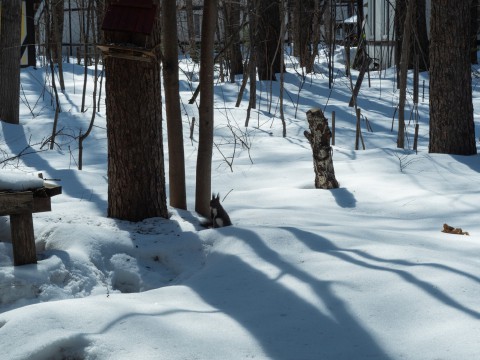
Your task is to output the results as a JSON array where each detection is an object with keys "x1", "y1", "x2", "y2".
[
  {"x1": 95, "y1": 0, "x2": 105, "y2": 112},
  {"x1": 81, "y1": 0, "x2": 92, "y2": 112},
  {"x1": 195, "y1": 0, "x2": 219, "y2": 217},
  {"x1": 293, "y1": 0, "x2": 314, "y2": 69},
  {"x1": 223, "y1": 0, "x2": 244, "y2": 82},
  {"x1": 104, "y1": 0, "x2": 168, "y2": 221},
  {"x1": 162, "y1": 0, "x2": 187, "y2": 210},
  {"x1": 185, "y1": 0, "x2": 198, "y2": 61},
  {"x1": 279, "y1": 0, "x2": 287, "y2": 137},
  {"x1": 429, "y1": 0, "x2": 476, "y2": 155},
  {"x1": 245, "y1": 0, "x2": 258, "y2": 127},
  {"x1": 397, "y1": 0, "x2": 414, "y2": 149},
  {"x1": 78, "y1": 2, "x2": 100, "y2": 170},
  {"x1": 0, "y1": 0, "x2": 22, "y2": 124},
  {"x1": 305, "y1": 0, "x2": 323, "y2": 74},
  {"x1": 356, "y1": 0, "x2": 364, "y2": 44},
  {"x1": 53, "y1": 0, "x2": 66, "y2": 91},
  {"x1": 256, "y1": 0, "x2": 281, "y2": 80},
  {"x1": 44, "y1": 0, "x2": 61, "y2": 149},
  {"x1": 413, "y1": 0, "x2": 429, "y2": 71},
  {"x1": 304, "y1": 108, "x2": 339, "y2": 189},
  {"x1": 396, "y1": 0, "x2": 429, "y2": 72},
  {"x1": 471, "y1": 0, "x2": 479, "y2": 64},
  {"x1": 394, "y1": 0, "x2": 406, "y2": 73}
]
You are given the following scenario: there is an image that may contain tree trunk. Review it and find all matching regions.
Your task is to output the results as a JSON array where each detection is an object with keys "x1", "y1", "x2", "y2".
[
  {"x1": 414, "y1": 0, "x2": 429, "y2": 71},
  {"x1": 429, "y1": 0, "x2": 477, "y2": 155},
  {"x1": 293, "y1": 0, "x2": 314, "y2": 69},
  {"x1": 162, "y1": 0, "x2": 187, "y2": 210},
  {"x1": 185, "y1": 0, "x2": 198, "y2": 62},
  {"x1": 356, "y1": 0, "x2": 364, "y2": 45},
  {"x1": 394, "y1": 0, "x2": 406, "y2": 73},
  {"x1": 195, "y1": 0, "x2": 218, "y2": 217},
  {"x1": 471, "y1": 1, "x2": 479, "y2": 64},
  {"x1": 305, "y1": 0, "x2": 323, "y2": 74},
  {"x1": 248, "y1": 0, "x2": 257, "y2": 109},
  {"x1": 256, "y1": 0, "x2": 281, "y2": 80},
  {"x1": 397, "y1": 0, "x2": 414, "y2": 149},
  {"x1": 304, "y1": 108, "x2": 339, "y2": 189},
  {"x1": 279, "y1": 0, "x2": 287, "y2": 137},
  {"x1": 104, "y1": 0, "x2": 168, "y2": 221},
  {"x1": 396, "y1": 0, "x2": 429, "y2": 72},
  {"x1": 0, "y1": 0, "x2": 22, "y2": 124},
  {"x1": 223, "y1": 0, "x2": 244, "y2": 82},
  {"x1": 53, "y1": 0, "x2": 65, "y2": 90}
]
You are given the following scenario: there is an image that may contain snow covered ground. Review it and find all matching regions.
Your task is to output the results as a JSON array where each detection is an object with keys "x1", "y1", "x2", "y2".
[{"x1": 0, "y1": 48, "x2": 479, "y2": 359}]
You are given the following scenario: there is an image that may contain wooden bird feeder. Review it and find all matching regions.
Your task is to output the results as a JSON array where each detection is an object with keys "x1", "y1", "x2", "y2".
[
  {"x1": 99, "y1": 0, "x2": 158, "y2": 62},
  {"x1": 2, "y1": 182, "x2": 62, "y2": 266}
]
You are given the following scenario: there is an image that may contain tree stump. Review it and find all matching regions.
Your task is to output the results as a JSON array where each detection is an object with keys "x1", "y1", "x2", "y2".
[{"x1": 304, "y1": 108, "x2": 339, "y2": 189}]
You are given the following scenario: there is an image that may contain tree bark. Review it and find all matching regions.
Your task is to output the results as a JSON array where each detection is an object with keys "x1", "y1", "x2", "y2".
[
  {"x1": 104, "y1": 0, "x2": 168, "y2": 221},
  {"x1": 429, "y1": 0, "x2": 477, "y2": 155},
  {"x1": 162, "y1": 0, "x2": 187, "y2": 210},
  {"x1": 396, "y1": 0, "x2": 429, "y2": 72},
  {"x1": 223, "y1": 0, "x2": 244, "y2": 82},
  {"x1": 0, "y1": 0, "x2": 22, "y2": 124},
  {"x1": 248, "y1": 0, "x2": 257, "y2": 109},
  {"x1": 53, "y1": 0, "x2": 65, "y2": 90},
  {"x1": 414, "y1": 0, "x2": 429, "y2": 71},
  {"x1": 395, "y1": 0, "x2": 405, "y2": 73},
  {"x1": 185, "y1": 0, "x2": 198, "y2": 62},
  {"x1": 304, "y1": 108, "x2": 339, "y2": 189},
  {"x1": 256, "y1": 0, "x2": 281, "y2": 80},
  {"x1": 397, "y1": 0, "x2": 414, "y2": 149},
  {"x1": 195, "y1": 0, "x2": 218, "y2": 217},
  {"x1": 471, "y1": 1, "x2": 478, "y2": 64},
  {"x1": 293, "y1": 0, "x2": 314, "y2": 69}
]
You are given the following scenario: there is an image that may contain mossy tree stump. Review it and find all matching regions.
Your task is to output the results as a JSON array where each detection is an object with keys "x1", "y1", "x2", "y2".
[{"x1": 304, "y1": 108, "x2": 339, "y2": 189}]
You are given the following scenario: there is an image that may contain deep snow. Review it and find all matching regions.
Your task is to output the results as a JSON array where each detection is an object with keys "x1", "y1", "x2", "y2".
[{"x1": 0, "y1": 47, "x2": 479, "y2": 359}]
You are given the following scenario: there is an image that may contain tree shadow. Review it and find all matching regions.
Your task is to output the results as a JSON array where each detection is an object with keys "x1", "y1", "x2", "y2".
[
  {"x1": 282, "y1": 227, "x2": 480, "y2": 320},
  {"x1": 330, "y1": 187, "x2": 357, "y2": 208},
  {"x1": 187, "y1": 227, "x2": 392, "y2": 360}
]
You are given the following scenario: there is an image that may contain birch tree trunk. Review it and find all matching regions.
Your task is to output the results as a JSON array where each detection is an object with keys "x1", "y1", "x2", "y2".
[{"x1": 304, "y1": 108, "x2": 339, "y2": 189}]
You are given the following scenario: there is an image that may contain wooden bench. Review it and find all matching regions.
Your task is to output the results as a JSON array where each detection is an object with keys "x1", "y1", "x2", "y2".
[{"x1": 0, "y1": 183, "x2": 62, "y2": 266}]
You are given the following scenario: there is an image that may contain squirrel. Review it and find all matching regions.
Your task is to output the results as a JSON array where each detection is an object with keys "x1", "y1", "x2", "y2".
[{"x1": 201, "y1": 193, "x2": 232, "y2": 228}]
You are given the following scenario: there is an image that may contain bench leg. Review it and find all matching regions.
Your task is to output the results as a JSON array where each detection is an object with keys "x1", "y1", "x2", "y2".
[{"x1": 10, "y1": 213, "x2": 37, "y2": 266}]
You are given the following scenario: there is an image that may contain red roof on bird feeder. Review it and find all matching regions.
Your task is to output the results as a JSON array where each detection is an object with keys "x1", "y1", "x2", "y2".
[{"x1": 102, "y1": 0, "x2": 157, "y2": 35}]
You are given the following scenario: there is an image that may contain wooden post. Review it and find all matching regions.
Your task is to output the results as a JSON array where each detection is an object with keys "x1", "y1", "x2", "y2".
[
  {"x1": 304, "y1": 108, "x2": 339, "y2": 189},
  {"x1": 331, "y1": 111, "x2": 336, "y2": 146},
  {"x1": 10, "y1": 213, "x2": 37, "y2": 266},
  {"x1": 0, "y1": 185, "x2": 61, "y2": 266}
]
